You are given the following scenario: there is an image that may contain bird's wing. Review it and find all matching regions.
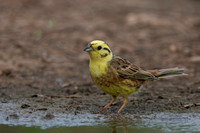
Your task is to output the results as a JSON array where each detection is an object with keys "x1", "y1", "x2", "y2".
[{"x1": 110, "y1": 56, "x2": 156, "y2": 80}]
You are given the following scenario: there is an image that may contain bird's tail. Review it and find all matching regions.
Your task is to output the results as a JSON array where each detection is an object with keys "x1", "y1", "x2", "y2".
[{"x1": 147, "y1": 67, "x2": 187, "y2": 79}]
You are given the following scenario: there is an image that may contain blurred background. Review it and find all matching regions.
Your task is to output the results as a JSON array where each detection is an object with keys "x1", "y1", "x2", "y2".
[
  {"x1": 0, "y1": 0, "x2": 200, "y2": 96},
  {"x1": 0, "y1": 0, "x2": 200, "y2": 114}
]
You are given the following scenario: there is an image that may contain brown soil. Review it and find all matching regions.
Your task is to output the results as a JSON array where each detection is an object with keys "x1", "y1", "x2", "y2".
[{"x1": 0, "y1": 0, "x2": 200, "y2": 119}]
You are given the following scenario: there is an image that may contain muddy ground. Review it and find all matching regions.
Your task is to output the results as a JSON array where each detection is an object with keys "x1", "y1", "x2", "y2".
[{"x1": 0, "y1": 0, "x2": 200, "y2": 121}]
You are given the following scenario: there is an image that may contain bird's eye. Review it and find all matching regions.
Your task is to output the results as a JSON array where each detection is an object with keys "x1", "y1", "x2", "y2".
[{"x1": 97, "y1": 46, "x2": 102, "y2": 50}]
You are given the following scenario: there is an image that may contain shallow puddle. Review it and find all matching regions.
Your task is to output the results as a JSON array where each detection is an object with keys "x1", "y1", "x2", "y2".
[
  {"x1": 1, "y1": 110, "x2": 200, "y2": 133},
  {"x1": 1, "y1": 103, "x2": 200, "y2": 133},
  {"x1": 0, "y1": 125, "x2": 160, "y2": 133}
]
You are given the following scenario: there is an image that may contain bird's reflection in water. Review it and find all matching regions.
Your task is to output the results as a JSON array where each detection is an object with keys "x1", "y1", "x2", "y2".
[
  {"x1": 108, "y1": 116, "x2": 131, "y2": 133},
  {"x1": 111, "y1": 125, "x2": 127, "y2": 133}
]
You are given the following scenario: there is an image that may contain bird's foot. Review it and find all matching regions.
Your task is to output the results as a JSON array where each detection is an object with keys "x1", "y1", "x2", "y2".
[
  {"x1": 114, "y1": 112, "x2": 120, "y2": 116},
  {"x1": 94, "y1": 109, "x2": 106, "y2": 114}
]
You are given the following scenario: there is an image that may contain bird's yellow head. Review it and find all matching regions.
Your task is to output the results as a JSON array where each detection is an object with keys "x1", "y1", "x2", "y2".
[{"x1": 84, "y1": 40, "x2": 113, "y2": 62}]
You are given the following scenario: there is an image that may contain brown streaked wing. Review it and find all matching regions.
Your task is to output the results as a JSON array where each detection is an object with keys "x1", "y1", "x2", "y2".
[{"x1": 110, "y1": 56, "x2": 156, "y2": 80}]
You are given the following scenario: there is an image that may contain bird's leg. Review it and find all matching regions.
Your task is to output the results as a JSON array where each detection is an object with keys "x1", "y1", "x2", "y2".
[
  {"x1": 115, "y1": 96, "x2": 128, "y2": 116},
  {"x1": 96, "y1": 96, "x2": 117, "y2": 114}
]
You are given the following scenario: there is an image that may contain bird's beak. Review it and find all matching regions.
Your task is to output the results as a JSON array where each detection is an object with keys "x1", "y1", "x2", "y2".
[{"x1": 84, "y1": 45, "x2": 93, "y2": 52}]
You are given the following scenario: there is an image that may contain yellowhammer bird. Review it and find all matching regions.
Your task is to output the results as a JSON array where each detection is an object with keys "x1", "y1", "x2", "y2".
[{"x1": 84, "y1": 40, "x2": 186, "y2": 115}]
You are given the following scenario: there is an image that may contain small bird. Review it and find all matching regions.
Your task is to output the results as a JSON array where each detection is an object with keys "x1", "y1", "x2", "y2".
[{"x1": 84, "y1": 40, "x2": 186, "y2": 115}]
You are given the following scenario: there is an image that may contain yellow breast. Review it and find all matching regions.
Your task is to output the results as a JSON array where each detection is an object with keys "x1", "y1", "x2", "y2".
[{"x1": 89, "y1": 60, "x2": 142, "y2": 96}]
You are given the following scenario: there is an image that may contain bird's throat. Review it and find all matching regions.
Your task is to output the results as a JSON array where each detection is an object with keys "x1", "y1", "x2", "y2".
[{"x1": 89, "y1": 60, "x2": 109, "y2": 78}]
